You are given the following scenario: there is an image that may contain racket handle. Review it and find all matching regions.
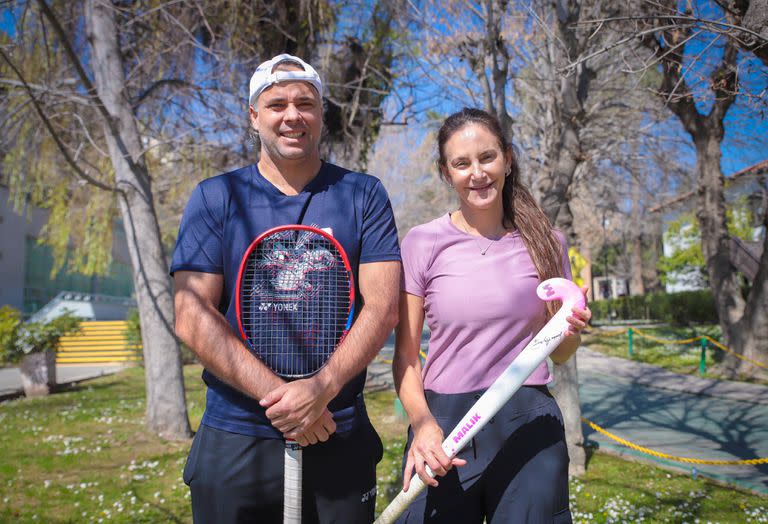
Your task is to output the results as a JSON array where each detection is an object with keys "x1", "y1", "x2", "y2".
[
  {"x1": 374, "y1": 474, "x2": 427, "y2": 524},
  {"x1": 284, "y1": 440, "x2": 302, "y2": 524}
]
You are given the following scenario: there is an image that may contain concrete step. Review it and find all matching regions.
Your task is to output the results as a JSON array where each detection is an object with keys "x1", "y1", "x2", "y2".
[
  {"x1": 56, "y1": 320, "x2": 142, "y2": 364},
  {"x1": 56, "y1": 355, "x2": 140, "y2": 363}
]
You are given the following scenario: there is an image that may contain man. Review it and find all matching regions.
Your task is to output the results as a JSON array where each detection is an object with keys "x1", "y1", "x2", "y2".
[{"x1": 172, "y1": 53, "x2": 401, "y2": 523}]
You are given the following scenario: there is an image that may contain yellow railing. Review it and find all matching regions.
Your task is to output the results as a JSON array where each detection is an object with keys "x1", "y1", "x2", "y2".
[
  {"x1": 590, "y1": 327, "x2": 768, "y2": 372},
  {"x1": 583, "y1": 417, "x2": 768, "y2": 466}
]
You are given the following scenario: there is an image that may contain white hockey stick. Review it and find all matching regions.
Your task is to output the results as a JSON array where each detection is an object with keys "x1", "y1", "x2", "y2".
[{"x1": 375, "y1": 278, "x2": 585, "y2": 524}]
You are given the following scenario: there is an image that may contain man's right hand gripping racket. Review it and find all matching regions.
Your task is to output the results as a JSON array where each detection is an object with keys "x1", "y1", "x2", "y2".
[
  {"x1": 375, "y1": 278, "x2": 585, "y2": 524},
  {"x1": 236, "y1": 225, "x2": 354, "y2": 524}
]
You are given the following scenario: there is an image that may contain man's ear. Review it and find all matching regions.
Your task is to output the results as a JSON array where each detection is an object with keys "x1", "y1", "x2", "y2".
[{"x1": 249, "y1": 105, "x2": 259, "y2": 132}]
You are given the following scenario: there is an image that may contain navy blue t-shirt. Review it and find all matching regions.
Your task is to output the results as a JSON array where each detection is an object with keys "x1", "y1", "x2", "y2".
[{"x1": 170, "y1": 161, "x2": 401, "y2": 438}]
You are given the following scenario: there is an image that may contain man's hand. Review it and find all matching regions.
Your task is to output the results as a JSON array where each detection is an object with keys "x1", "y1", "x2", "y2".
[
  {"x1": 287, "y1": 409, "x2": 337, "y2": 446},
  {"x1": 260, "y1": 376, "x2": 334, "y2": 434}
]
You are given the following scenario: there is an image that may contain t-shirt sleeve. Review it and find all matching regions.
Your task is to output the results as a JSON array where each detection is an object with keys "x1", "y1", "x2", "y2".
[
  {"x1": 170, "y1": 181, "x2": 226, "y2": 275},
  {"x1": 554, "y1": 230, "x2": 573, "y2": 280},
  {"x1": 400, "y1": 227, "x2": 434, "y2": 298},
  {"x1": 359, "y1": 179, "x2": 401, "y2": 263}
]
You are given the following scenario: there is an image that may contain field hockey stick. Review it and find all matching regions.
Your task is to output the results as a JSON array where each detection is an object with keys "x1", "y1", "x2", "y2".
[{"x1": 375, "y1": 277, "x2": 585, "y2": 524}]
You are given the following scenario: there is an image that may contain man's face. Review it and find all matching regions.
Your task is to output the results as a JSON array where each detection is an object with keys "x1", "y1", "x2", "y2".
[{"x1": 250, "y1": 75, "x2": 323, "y2": 164}]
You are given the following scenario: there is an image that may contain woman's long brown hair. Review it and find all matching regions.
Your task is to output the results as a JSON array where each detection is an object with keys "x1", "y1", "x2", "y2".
[{"x1": 437, "y1": 107, "x2": 564, "y2": 317}]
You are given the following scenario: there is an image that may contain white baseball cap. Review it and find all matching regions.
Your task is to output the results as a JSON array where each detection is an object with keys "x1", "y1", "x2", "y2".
[{"x1": 248, "y1": 53, "x2": 323, "y2": 106}]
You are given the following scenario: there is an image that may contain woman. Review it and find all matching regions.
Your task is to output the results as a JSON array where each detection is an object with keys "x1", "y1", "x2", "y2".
[{"x1": 393, "y1": 108, "x2": 590, "y2": 523}]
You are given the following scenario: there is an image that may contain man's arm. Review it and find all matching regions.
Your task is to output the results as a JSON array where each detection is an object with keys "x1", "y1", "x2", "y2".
[
  {"x1": 174, "y1": 270, "x2": 337, "y2": 444},
  {"x1": 174, "y1": 270, "x2": 285, "y2": 399},
  {"x1": 261, "y1": 260, "x2": 400, "y2": 436}
]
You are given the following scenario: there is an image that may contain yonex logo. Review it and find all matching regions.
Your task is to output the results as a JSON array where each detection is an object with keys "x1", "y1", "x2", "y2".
[
  {"x1": 258, "y1": 302, "x2": 299, "y2": 312},
  {"x1": 361, "y1": 486, "x2": 376, "y2": 503}
]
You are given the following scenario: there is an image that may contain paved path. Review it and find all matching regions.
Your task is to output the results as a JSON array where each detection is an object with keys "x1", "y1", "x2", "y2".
[
  {"x1": 368, "y1": 345, "x2": 768, "y2": 494},
  {"x1": 578, "y1": 348, "x2": 768, "y2": 494}
]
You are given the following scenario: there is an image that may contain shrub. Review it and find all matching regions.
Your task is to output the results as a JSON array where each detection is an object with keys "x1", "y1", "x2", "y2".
[
  {"x1": 591, "y1": 289, "x2": 717, "y2": 325},
  {"x1": 0, "y1": 306, "x2": 23, "y2": 364},
  {"x1": 125, "y1": 308, "x2": 143, "y2": 359},
  {"x1": 3, "y1": 310, "x2": 82, "y2": 364}
]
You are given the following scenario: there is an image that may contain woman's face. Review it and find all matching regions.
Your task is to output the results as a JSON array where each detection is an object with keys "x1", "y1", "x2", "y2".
[{"x1": 441, "y1": 123, "x2": 510, "y2": 213}]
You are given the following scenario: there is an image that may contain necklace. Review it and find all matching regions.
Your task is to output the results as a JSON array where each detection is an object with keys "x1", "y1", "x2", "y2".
[{"x1": 456, "y1": 214, "x2": 506, "y2": 256}]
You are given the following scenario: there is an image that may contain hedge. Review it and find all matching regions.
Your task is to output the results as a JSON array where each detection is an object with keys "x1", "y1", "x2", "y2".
[{"x1": 590, "y1": 289, "x2": 717, "y2": 325}]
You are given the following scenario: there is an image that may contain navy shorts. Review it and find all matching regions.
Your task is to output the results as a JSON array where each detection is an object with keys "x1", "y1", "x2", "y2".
[
  {"x1": 396, "y1": 386, "x2": 572, "y2": 524},
  {"x1": 183, "y1": 417, "x2": 383, "y2": 524}
]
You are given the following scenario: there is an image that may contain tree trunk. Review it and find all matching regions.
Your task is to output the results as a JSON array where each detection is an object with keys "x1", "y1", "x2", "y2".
[
  {"x1": 722, "y1": 175, "x2": 768, "y2": 378},
  {"x1": 19, "y1": 350, "x2": 57, "y2": 397},
  {"x1": 629, "y1": 236, "x2": 645, "y2": 296},
  {"x1": 730, "y1": 281, "x2": 768, "y2": 378},
  {"x1": 630, "y1": 178, "x2": 645, "y2": 295},
  {"x1": 550, "y1": 356, "x2": 586, "y2": 475},
  {"x1": 642, "y1": 219, "x2": 663, "y2": 293},
  {"x1": 693, "y1": 134, "x2": 748, "y2": 372},
  {"x1": 695, "y1": 135, "x2": 745, "y2": 326},
  {"x1": 538, "y1": 0, "x2": 593, "y2": 475},
  {"x1": 85, "y1": 0, "x2": 191, "y2": 439},
  {"x1": 543, "y1": 124, "x2": 586, "y2": 473},
  {"x1": 691, "y1": 132, "x2": 768, "y2": 378},
  {"x1": 537, "y1": 121, "x2": 579, "y2": 238},
  {"x1": 742, "y1": 0, "x2": 768, "y2": 67}
]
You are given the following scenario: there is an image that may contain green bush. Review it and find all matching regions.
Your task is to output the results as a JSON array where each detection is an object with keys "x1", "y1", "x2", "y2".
[
  {"x1": 591, "y1": 289, "x2": 717, "y2": 325},
  {"x1": 1, "y1": 310, "x2": 81, "y2": 364},
  {"x1": 125, "y1": 308, "x2": 143, "y2": 355},
  {"x1": 0, "y1": 306, "x2": 23, "y2": 363}
]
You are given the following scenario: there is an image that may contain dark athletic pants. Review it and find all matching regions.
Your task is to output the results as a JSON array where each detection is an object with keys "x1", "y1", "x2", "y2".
[
  {"x1": 396, "y1": 386, "x2": 572, "y2": 524},
  {"x1": 183, "y1": 418, "x2": 383, "y2": 524}
]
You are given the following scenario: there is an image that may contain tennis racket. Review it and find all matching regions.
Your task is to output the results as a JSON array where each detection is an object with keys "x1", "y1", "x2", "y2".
[
  {"x1": 235, "y1": 225, "x2": 354, "y2": 524},
  {"x1": 375, "y1": 277, "x2": 585, "y2": 524}
]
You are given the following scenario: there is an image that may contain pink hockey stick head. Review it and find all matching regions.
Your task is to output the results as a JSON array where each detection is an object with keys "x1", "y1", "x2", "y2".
[{"x1": 536, "y1": 278, "x2": 585, "y2": 309}]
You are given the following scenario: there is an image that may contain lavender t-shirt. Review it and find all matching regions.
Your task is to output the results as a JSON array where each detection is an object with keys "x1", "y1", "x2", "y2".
[{"x1": 401, "y1": 213, "x2": 572, "y2": 394}]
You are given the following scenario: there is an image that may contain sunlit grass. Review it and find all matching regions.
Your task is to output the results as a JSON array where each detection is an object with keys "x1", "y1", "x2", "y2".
[{"x1": 0, "y1": 365, "x2": 765, "y2": 523}]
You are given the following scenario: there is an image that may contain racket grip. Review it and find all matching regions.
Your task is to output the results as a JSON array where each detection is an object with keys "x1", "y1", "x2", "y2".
[
  {"x1": 284, "y1": 440, "x2": 302, "y2": 524},
  {"x1": 374, "y1": 474, "x2": 427, "y2": 524}
]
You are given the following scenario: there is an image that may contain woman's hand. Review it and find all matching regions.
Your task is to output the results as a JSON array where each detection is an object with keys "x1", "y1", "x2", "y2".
[
  {"x1": 564, "y1": 285, "x2": 592, "y2": 337},
  {"x1": 403, "y1": 417, "x2": 467, "y2": 491}
]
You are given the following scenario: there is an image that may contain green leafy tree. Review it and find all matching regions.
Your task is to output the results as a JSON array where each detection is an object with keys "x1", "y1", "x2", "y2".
[{"x1": 658, "y1": 214, "x2": 707, "y2": 286}]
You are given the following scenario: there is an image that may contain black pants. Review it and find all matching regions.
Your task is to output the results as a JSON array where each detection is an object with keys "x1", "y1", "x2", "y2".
[
  {"x1": 396, "y1": 386, "x2": 572, "y2": 524},
  {"x1": 184, "y1": 419, "x2": 383, "y2": 524}
]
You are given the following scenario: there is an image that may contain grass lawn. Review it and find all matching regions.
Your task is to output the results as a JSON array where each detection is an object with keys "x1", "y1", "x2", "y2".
[{"x1": 0, "y1": 365, "x2": 765, "y2": 523}]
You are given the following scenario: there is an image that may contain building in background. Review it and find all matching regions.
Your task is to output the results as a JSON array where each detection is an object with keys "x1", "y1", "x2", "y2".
[
  {"x1": 652, "y1": 160, "x2": 766, "y2": 293},
  {"x1": 0, "y1": 185, "x2": 135, "y2": 318}
]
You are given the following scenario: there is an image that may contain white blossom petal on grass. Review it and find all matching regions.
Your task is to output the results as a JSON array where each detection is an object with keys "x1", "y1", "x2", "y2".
[{"x1": 744, "y1": 505, "x2": 768, "y2": 523}]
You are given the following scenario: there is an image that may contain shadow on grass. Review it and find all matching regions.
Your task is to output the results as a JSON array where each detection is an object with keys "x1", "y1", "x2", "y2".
[
  {"x1": 0, "y1": 372, "x2": 146, "y2": 406},
  {"x1": 583, "y1": 440, "x2": 599, "y2": 469}
]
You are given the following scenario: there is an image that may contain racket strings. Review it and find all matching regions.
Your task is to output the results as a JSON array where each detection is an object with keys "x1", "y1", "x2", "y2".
[{"x1": 240, "y1": 230, "x2": 351, "y2": 378}]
